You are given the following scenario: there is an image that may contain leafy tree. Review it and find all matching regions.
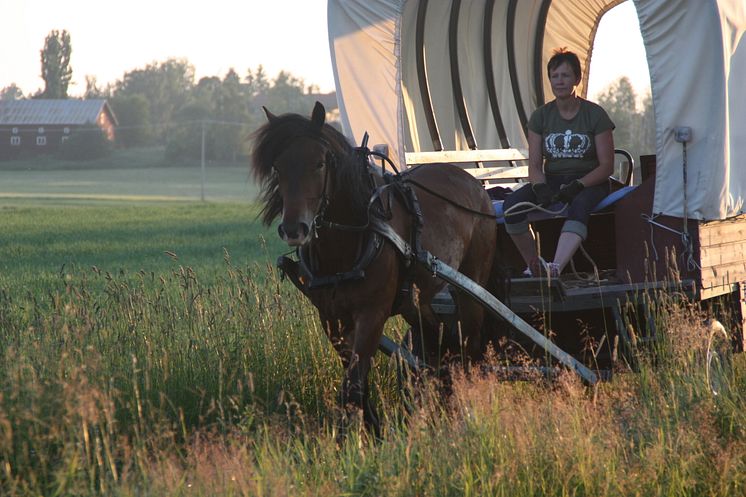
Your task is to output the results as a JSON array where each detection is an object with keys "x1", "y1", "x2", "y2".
[
  {"x1": 110, "y1": 94, "x2": 151, "y2": 147},
  {"x1": 244, "y1": 65, "x2": 270, "y2": 99},
  {"x1": 40, "y1": 30, "x2": 72, "y2": 99},
  {"x1": 596, "y1": 76, "x2": 657, "y2": 181},
  {"x1": 84, "y1": 76, "x2": 110, "y2": 99},
  {"x1": 637, "y1": 92, "x2": 656, "y2": 156},
  {"x1": 597, "y1": 77, "x2": 637, "y2": 152},
  {"x1": 57, "y1": 127, "x2": 112, "y2": 160},
  {"x1": 213, "y1": 69, "x2": 251, "y2": 160},
  {"x1": 113, "y1": 58, "x2": 195, "y2": 142},
  {"x1": 165, "y1": 100, "x2": 210, "y2": 160},
  {"x1": 0, "y1": 84, "x2": 23, "y2": 100},
  {"x1": 108, "y1": 59, "x2": 318, "y2": 160},
  {"x1": 166, "y1": 69, "x2": 253, "y2": 161},
  {"x1": 263, "y1": 70, "x2": 312, "y2": 116}
]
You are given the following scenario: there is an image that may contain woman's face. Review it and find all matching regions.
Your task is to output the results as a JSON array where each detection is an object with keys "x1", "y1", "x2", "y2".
[{"x1": 549, "y1": 61, "x2": 580, "y2": 99}]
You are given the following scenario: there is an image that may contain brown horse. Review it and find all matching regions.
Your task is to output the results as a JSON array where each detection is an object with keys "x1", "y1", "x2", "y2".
[{"x1": 250, "y1": 101, "x2": 496, "y2": 435}]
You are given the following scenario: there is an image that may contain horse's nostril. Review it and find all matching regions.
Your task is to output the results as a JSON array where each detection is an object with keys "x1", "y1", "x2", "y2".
[{"x1": 279, "y1": 221, "x2": 309, "y2": 242}]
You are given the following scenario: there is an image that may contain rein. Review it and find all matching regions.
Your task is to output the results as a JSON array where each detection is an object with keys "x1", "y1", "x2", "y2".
[
  {"x1": 277, "y1": 138, "x2": 494, "y2": 291},
  {"x1": 278, "y1": 141, "x2": 422, "y2": 291}
]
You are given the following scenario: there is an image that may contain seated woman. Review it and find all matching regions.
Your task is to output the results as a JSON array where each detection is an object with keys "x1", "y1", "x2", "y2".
[{"x1": 503, "y1": 48, "x2": 615, "y2": 278}]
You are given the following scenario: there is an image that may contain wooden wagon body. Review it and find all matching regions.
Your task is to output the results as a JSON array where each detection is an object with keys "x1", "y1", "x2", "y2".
[{"x1": 326, "y1": 0, "x2": 746, "y2": 368}]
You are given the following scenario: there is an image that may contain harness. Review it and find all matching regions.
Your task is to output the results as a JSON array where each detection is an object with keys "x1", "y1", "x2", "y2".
[{"x1": 276, "y1": 142, "x2": 425, "y2": 295}]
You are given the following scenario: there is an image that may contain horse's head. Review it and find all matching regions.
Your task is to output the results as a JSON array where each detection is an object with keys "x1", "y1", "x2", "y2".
[{"x1": 251, "y1": 102, "x2": 341, "y2": 246}]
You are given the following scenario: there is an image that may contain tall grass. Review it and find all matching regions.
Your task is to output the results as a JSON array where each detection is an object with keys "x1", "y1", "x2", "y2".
[{"x1": 1, "y1": 205, "x2": 745, "y2": 496}]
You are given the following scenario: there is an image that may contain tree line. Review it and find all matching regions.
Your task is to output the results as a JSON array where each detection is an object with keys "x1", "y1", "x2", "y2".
[
  {"x1": 0, "y1": 30, "x2": 327, "y2": 161},
  {"x1": 2, "y1": 30, "x2": 656, "y2": 165}
]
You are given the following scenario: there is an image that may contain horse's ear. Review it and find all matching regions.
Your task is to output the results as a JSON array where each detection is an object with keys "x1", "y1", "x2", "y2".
[
  {"x1": 263, "y1": 106, "x2": 278, "y2": 123},
  {"x1": 311, "y1": 101, "x2": 326, "y2": 129}
]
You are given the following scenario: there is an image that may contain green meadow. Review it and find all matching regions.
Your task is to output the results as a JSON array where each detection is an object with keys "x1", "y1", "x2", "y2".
[
  {"x1": 1, "y1": 155, "x2": 745, "y2": 496},
  {"x1": 0, "y1": 202, "x2": 278, "y2": 293}
]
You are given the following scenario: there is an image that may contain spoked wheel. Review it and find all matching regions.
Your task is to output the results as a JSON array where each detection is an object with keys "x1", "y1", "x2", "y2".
[{"x1": 706, "y1": 319, "x2": 733, "y2": 396}]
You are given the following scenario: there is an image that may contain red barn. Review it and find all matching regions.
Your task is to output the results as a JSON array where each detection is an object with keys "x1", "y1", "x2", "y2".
[{"x1": 0, "y1": 99, "x2": 118, "y2": 159}]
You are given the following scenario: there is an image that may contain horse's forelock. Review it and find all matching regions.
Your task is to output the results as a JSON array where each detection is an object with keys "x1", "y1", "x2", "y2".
[{"x1": 250, "y1": 111, "x2": 369, "y2": 221}]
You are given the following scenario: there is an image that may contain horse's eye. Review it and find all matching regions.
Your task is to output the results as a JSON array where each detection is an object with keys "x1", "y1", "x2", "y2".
[{"x1": 316, "y1": 161, "x2": 326, "y2": 170}]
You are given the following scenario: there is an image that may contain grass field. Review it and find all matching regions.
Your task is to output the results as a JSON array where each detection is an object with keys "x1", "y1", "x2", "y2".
[
  {"x1": 1, "y1": 156, "x2": 746, "y2": 496},
  {"x1": 0, "y1": 146, "x2": 258, "y2": 203},
  {"x1": 0, "y1": 202, "x2": 281, "y2": 293}
]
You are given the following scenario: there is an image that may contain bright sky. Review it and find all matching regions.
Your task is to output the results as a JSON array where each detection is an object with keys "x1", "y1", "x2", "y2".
[{"x1": 0, "y1": 0, "x2": 649, "y2": 100}]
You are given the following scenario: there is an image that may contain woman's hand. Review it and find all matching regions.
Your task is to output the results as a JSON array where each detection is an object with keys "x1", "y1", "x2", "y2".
[
  {"x1": 532, "y1": 182, "x2": 553, "y2": 206},
  {"x1": 553, "y1": 179, "x2": 585, "y2": 203}
]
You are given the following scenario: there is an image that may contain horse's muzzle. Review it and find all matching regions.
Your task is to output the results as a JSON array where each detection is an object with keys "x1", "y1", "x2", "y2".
[{"x1": 278, "y1": 221, "x2": 310, "y2": 246}]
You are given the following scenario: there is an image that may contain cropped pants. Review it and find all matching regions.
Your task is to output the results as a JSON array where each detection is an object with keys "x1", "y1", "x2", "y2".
[{"x1": 502, "y1": 173, "x2": 610, "y2": 240}]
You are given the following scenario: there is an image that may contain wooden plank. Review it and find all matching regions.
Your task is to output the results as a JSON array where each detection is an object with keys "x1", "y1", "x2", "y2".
[
  {"x1": 699, "y1": 219, "x2": 746, "y2": 246},
  {"x1": 700, "y1": 241, "x2": 746, "y2": 267},
  {"x1": 463, "y1": 165, "x2": 528, "y2": 181},
  {"x1": 699, "y1": 284, "x2": 738, "y2": 300},
  {"x1": 507, "y1": 279, "x2": 697, "y2": 313},
  {"x1": 700, "y1": 261, "x2": 746, "y2": 289},
  {"x1": 406, "y1": 148, "x2": 528, "y2": 165}
]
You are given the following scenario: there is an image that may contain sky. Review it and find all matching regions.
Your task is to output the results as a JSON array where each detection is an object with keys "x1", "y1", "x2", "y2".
[{"x1": 0, "y1": 0, "x2": 650, "y2": 100}]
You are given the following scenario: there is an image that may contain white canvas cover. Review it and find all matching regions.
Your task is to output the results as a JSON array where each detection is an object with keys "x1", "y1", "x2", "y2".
[{"x1": 328, "y1": 0, "x2": 746, "y2": 220}]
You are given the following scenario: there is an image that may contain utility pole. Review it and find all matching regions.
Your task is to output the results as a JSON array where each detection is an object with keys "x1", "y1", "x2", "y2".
[{"x1": 200, "y1": 120, "x2": 206, "y2": 202}]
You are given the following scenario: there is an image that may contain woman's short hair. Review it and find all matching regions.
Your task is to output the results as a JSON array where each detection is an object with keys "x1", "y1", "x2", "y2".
[{"x1": 547, "y1": 48, "x2": 582, "y2": 80}]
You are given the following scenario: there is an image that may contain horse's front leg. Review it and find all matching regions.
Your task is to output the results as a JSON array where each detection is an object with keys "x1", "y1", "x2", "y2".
[{"x1": 324, "y1": 311, "x2": 387, "y2": 438}]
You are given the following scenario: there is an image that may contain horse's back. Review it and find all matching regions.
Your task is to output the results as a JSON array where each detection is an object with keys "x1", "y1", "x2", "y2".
[
  {"x1": 404, "y1": 162, "x2": 496, "y2": 270},
  {"x1": 408, "y1": 162, "x2": 492, "y2": 205}
]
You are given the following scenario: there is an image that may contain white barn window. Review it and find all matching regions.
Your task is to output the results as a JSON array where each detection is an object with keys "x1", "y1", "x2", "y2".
[
  {"x1": 36, "y1": 136, "x2": 46, "y2": 146},
  {"x1": 10, "y1": 136, "x2": 20, "y2": 146}
]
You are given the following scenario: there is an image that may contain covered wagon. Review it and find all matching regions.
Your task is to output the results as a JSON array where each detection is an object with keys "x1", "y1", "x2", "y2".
[{"x1": 326, "y1": 0, "x2": 746, "y2": 366}]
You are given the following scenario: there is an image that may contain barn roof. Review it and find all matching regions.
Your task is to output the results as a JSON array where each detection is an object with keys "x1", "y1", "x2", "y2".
[{"x1": 0, "y1": 99, "x2": 118, "y2": 126}]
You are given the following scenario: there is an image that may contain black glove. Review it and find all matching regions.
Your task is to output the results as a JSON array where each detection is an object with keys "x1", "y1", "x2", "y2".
[
  {"x1": 531, "y1": 182, "x2": 553, "y2": 206},
  {"x1": 553, "y1": 179, "x2": 585, "y2": 204}
]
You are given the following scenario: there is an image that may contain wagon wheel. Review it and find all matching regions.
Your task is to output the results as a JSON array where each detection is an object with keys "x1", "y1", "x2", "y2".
[{"x1": 705, "y1": 319, "x2": 732, "y2": 396}]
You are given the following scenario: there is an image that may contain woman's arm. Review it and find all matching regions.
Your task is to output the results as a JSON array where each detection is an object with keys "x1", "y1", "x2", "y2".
[
  {"x1": 579, "y1": 129, "x2": 614, "y2": 187},
  {"x1": 527, "y1": 129, "x2": 546, "y2": 184}
]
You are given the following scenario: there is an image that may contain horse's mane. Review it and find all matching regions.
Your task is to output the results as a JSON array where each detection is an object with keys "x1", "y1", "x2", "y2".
[{"x1": 250, "y1": 111, "x2": 372, "y2": 226}]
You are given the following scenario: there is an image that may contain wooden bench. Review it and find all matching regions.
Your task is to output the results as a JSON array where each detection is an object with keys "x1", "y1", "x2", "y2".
[
  {"x1": 404, "y1": 148, "x2": 634, "y2": 188},
  {"x1": 405, "y1": 148, "x2": 529, "y2": 185}
]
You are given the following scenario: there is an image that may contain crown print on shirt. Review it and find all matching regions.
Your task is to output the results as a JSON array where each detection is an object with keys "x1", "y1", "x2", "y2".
[{"x1": 545, "y1": 129, "x2": 591, "y2": 159}]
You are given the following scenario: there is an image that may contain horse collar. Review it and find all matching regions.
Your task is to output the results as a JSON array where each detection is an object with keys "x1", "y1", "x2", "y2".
[{"x1": 296, "y1": 231, "x2": 384, "y2": 290}]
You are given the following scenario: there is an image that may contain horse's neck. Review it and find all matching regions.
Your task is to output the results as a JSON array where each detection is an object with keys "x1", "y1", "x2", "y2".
[
  {"x1": 308, "y1": 178, "x2": 373, "y2": 272},
  {"x1": 326, "y1": 159, "x2": 373, "y2": 225},
  {"x1": 308, "y1": 225, "x2": 368, "y2": 274}
]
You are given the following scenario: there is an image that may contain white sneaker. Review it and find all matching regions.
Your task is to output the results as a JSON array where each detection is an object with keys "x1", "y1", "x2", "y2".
[
  {"x1": 526, "y1": 259, "x2": 561, "y2": 278},
  {"x1": 546, "y1": 262, "x2": 561, "y2": 278}
]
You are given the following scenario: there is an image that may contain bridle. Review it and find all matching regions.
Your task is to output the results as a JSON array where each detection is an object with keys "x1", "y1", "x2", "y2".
[{"x1": 276, "y1": 131, "x2": 494, "y2": 291}]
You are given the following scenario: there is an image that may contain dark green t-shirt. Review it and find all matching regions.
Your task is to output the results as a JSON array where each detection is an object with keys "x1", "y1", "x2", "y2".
[{"x1": 527, "y1": 99, "x2": 615, "y2": 175}]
